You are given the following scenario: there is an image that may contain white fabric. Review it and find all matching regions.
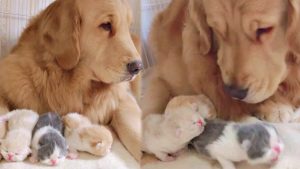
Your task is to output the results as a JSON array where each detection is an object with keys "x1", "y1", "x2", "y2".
[{"x1": 0, "y1": 139, "x2": 139, "y2": 169}]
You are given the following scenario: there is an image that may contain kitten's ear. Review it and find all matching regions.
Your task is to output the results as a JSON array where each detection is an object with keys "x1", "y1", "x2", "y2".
[
  {"x1": 175, "y1": 128, "x2": 182, "y2": 138},
  {"x1": 79, "y1": 128, "x2": 94, "y2": 139},
  {"x1": 62, "y1": 116, "x2": 79, "y2": 129},
  {"x1": 0, "y1": 112, "x2": 15, "y2": 122},
  {"x1": 28, "y1": 148, "x2": 32, "y2": 154},
  {"x1": 241, "y1": 140, "x2": 251, "y2": 151},
  {"x1": 163, "y1": 111, "x2": 172, "y2": 121}
]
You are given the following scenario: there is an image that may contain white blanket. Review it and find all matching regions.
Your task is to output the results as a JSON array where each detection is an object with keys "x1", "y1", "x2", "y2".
[
  {"x1": 143, "y1": 123, "x2": 300, "y2": 169},
  {"x1": 0, "y1": 139, "x2": 138, "y2": 169}
]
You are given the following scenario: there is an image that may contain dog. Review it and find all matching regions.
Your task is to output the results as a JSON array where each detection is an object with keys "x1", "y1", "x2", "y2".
[
  {"x1": 0, "y1": 0, "x2": 143, "y2": 161},
  {"x1": 142, "y1": 0, "x2": 300, "y2": 122}
]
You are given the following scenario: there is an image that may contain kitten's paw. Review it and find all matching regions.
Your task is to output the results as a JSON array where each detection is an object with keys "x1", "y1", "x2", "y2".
[
  {"x1": 29, "y1": 156, "x2": 38, "y2": 163},
  {"x1": 256, "y1": 102, "x2": 294, "y2": 123},
  {"x1": 155, "y1": 153, "x2": 176, "y2": 162},
  {"x1": 290, "y1": 108, "x2": 300, "y2": 123},
  {"x1": 162, "y1": 155, "x2": 176, "y2": 162},
  {"x1": 67, "y1": 152, "x2": 78, "y2": 160}
]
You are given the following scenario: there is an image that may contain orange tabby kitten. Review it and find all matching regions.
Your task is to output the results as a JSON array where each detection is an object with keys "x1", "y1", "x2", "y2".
[{"x1": 63, "y1": 113, "x2": 113, "y2": 159}]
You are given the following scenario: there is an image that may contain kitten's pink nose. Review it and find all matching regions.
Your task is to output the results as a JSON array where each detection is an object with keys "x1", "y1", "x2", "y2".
[
  {"x1": 197, "y1": 119, "x2": 203, "y2": 126},
  {"x1": 7, "y1": 153, "x2": 13, "y2": 161},
  {"x1": 273, "y1": 145, "x2": 281, "y2": 154},
  {"x1": 51, "y1": 159, "x2": 57, "y2": 165}
]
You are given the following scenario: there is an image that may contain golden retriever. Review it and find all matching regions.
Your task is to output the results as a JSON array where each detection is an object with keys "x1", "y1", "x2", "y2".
[
  {"x1": 142, "y1": 0, "x2": 300, "y2": 122},
  {"x1": 0, "y1": 0, "x2": 143, "y2": 161}
]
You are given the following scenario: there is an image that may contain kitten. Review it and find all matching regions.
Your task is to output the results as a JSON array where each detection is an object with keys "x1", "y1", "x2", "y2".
[
  {"x1": 63, "y1": 113, "x2": 113, "y2": 158},
  {"x1": 31, "y1": 112, "x2": 67, "y2": 166},
  {"x1": 189, "y1": 120, "x2": 284, "y2": 169},
  {"x1": 142, "y1": 95, "x2": 216, "y2": 161},
  {"x1": 0, "y1": 109, "x2": 39, "y2": 162}
]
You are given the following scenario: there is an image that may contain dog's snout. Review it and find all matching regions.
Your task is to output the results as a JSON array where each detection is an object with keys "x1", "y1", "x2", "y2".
[
  {"x1": 224, "y1": 85, "x2": 248, "y2": 100},
  {"x1": 127, "y1": 61, "x2": 143, "y2": 75}
]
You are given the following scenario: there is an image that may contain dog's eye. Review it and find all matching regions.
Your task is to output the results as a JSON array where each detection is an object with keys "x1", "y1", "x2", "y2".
[
  {"x1": 99, "y1": 22, "x2": 112, "y2": 32},
  {"x1": 256, "y1": 27, "x2": 273, "y2": 41}
]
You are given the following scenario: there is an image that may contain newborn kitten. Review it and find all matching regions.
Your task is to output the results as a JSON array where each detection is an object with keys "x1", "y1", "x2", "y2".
[
  {"x1": 63, "y1": 113, "x2": 113, "y2": 158},
  {"x1": 143, "y1": 95, "x2": 216, "y2": 161},
  {"x1": 190, "y1": 120, "x2": 284, "y2": 169},
  {"x1": 0, "y1": 109, "x2": 39, "y2": 162},
  {"x1": 31, "y1": 112, "x2": 67, "y2": 166}
]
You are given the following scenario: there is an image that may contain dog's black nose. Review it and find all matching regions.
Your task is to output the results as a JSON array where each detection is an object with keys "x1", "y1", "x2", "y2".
[
  {"x1": 224, "y1": 85, "x2": 248, "y2": 100},
  {"x1": 127, "y1": 61, "x2": 143, "y2": 75}
]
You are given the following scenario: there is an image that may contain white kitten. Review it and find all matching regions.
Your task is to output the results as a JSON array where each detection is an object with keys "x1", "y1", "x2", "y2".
[
  {"x1": 142, "y1": 95, "x2": 216, "y2": 161},
  {"x1": 0, "y1": 109, "x2": 38, "y2": 162},
  {"x1": 190, "y1": 120, "x2": 284, "y2": 169}
]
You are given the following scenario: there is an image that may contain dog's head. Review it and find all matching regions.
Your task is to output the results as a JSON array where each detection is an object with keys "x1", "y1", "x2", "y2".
[
  {"x1": 39, "y1": 0, "x2": 143, "y2": 83},
  {"x1": 188, "y1": 0, "x2": 300, "y2": 103}
]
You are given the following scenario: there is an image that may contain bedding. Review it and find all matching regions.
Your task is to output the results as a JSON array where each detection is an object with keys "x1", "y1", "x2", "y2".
[{"x1": 0, "y1": 138, "x2": 139, "y2": 169}]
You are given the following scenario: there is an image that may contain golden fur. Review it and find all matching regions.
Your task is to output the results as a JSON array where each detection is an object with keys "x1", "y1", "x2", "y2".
[
  {"x1": 0, "y1": 0, "x2": 142, "y2": 160},
  {"x1": 142, "y1": 0, "x2": 300, "y2": 122}
]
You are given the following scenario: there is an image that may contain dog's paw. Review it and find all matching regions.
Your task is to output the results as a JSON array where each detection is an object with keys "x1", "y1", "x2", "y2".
[{"x1": 256, "y1": 101, "x2": 294, "y2": 123}]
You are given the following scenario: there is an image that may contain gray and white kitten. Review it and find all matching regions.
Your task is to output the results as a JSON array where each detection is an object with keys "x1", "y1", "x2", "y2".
[
  {"x1": 189, "y1": 120, "x2": 284, "y2": 169},
  {"x1": 30, "y1": 112, "x2": 67, "y2": 166}
]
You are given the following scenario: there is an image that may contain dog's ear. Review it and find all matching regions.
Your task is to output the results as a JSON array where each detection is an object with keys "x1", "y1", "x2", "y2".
[
  {"x1": 188, "y1": 0, "x2": 211, "y2": 55},
  {"x1": 40, "y1": 0, "x2": 81, "y2": 70},
  {"x1": 287, "y1": 0, "x2": 300, "y2": 56}
]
